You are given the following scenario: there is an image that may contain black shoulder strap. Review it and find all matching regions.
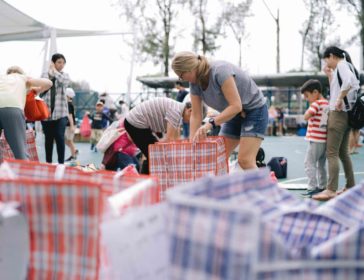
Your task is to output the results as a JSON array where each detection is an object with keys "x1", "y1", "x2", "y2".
[{"x1": 336, "y1": 68, "x2": 351, "y2": 110}]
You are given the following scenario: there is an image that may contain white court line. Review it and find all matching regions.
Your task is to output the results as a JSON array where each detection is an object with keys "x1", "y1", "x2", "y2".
[{"x1": 281, "y1": 171, "x2": 364, "y2": 184}]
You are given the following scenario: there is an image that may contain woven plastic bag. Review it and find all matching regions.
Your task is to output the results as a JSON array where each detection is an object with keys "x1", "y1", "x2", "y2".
[
  {"x1": 149, "y1": 136, "x2": 229, "y2": 192},
  {"x1": 0, "y1": 129, "x2": 38, "y2": 163},
  {"x1": 0, "y1": 171, "x2": 102, "y2": 280},
  {"x1": 1, "y1": 159, "x2": 162, "y2": 280},
  {"x1": 166, "y1": 168, "x2": 364, "y2": 280}
]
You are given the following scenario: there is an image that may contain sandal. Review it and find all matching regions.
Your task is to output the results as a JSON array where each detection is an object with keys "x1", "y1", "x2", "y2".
[
  {"x1": 336, "y1": 188, "x2": 349, "y2": 195},
  {"x1": 312, "y1": 189, "x2": 336, "y2": 201}
]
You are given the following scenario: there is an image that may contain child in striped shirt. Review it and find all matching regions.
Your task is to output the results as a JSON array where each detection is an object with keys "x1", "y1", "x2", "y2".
[{"x1": 301, "y1": 79, "x2": 329, "y2": 197}]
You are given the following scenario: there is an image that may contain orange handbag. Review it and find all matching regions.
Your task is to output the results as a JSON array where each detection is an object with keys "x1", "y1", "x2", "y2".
[{"x1": 24, "y1": 89, "x2": 51, "y2": 121}]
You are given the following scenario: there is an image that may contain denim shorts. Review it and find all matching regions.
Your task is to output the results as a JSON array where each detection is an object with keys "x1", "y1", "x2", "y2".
[{"x1": 220, "y1": 103, "x2": 268, "y2": 139}]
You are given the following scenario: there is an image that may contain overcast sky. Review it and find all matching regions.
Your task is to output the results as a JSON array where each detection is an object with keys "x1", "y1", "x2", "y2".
[{"x1": 0, "y1": 0, "x2": 360, "y2": 94}]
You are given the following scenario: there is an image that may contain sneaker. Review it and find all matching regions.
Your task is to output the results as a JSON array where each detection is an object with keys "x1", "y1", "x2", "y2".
[
  {"x1": 301, "y1": 188, "x2": 324, "y2": 198},
  {"x1": 65, "y1": 156, "x2": 75, "y2": 162}
]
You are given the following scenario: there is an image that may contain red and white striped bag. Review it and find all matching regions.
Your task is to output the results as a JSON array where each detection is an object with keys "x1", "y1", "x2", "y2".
[
  {"x1": 149, "y1": 136, "x2": 229, "y2": 192},
  {"x1": 1, "y1": 159, "x2": 162, "y2": 280},
  {"x1": 2, "y1": 159, "x2": 162, "y2": 217},
  {"x1": 0, "y1": 176, "x2": 102, "y2": 280},
  {"x1": 0, "y1": 129, "x2": 38, "y2": 163}
]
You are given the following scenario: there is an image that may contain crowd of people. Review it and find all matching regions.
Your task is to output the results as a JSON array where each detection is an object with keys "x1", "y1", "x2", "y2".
[{"x1": 0, "y1": 46, "x2": 362, "y2": 202}]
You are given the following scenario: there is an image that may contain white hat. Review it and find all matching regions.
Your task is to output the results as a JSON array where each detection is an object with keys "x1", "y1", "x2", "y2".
[{"x1": 65, "y1": 88, "x2": 75, "y2": 98}]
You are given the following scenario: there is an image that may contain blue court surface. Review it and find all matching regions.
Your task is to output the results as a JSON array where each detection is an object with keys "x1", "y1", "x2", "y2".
[
  {"x1": 261, "y1": 136, "x2": 364, "y2": 194},
  {"x1": 36, "y1": 133, "x2": 364, "y2": 195}
]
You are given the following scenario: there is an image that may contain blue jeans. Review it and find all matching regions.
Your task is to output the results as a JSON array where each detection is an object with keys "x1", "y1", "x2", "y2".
[
  {"x1": 220, "y1": 104, "x2": 268, "y2": 139},
  {"x1": 115, "y1": 152, "x2": 140, "y2": 171},
  {"x1": 41, "y1": 117, "x2": 68, "y2": 163},
  {"x1": 182, "y1": 122, "x2": 190, "y2": 139}
]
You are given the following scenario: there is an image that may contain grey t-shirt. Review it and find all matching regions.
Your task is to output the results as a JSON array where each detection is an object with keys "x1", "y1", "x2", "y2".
[{"x1": 190, "y1": 60, "x2": 265, "y2": 112}]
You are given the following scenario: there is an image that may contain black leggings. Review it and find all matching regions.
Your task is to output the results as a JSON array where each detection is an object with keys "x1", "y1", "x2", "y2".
[
  {"x1": 124, "y1": 118, "x2": 158, "y2": 174},
  {"x1": 41, "y1": 117, "x2": 68, "y2": 164}
]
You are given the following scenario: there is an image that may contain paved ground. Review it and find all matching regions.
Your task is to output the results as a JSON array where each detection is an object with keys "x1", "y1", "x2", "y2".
[
  {"x1": 261, "y1": 135, "x2": 364, "y2": 185},
  {"x1": 36, "y1": 133, "x2": 364, "y2": 195}
]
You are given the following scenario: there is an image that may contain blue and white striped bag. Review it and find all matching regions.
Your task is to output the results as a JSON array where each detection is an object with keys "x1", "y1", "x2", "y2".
[{"x1": 166, "y1": 168, "x2": 364, "y2": 280}]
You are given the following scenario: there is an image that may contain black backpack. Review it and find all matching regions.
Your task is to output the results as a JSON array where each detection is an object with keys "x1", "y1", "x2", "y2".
[
  {"x1": 267, "y1": 157, "x2": 287, "y2": 179},
  {"x1": 337, "y1": 67, "x2": 364, "y2": 129},
  {"x1": 256, "y1": 147, "x2": 266, "y2": 168}
]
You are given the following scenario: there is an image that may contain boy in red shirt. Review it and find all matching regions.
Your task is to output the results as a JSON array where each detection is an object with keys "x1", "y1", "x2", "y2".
[{"x1": 301, "y1": 79, "x2": 329, "y2": 197}]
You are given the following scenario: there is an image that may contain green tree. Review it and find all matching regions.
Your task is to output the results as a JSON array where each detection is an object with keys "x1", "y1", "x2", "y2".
[
  {"x1": 220, "y1": 0, "x2": 253, "y2": 67},
  {"x1": 189, "y1": 0, "x2": 224, "y2": 55},
  {"x1": 337, "y1": 0, "x2": 364, "y2": 69},
  {"x1": 113, "y1": 0, "x2": 182, "y2": 76},
  {"x1": 300, "y1": 0, "x2": 336, "y2": 71}
]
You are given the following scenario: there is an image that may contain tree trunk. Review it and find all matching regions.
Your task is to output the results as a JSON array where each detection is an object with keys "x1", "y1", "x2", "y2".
[
  {"x1": 199, "y1": 0, "x2": 207, "y2": 54},
  {"x1": 276, "y1": 9, "x2": 280, "y2": 73},
  {"x1": 238, "y1": 38, "x2": 242, "y2": 68}
]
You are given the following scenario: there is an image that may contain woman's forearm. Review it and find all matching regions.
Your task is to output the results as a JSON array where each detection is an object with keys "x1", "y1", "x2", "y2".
[
  {"x1": 189, "y1": 114, "x2": 202, "y2": 140},
  {"x1": 338, "y1": 88, "x2": 350, "y2": 100},
  {"x1": 214, "y1": 104, "x2": 242, "y2": 126}
]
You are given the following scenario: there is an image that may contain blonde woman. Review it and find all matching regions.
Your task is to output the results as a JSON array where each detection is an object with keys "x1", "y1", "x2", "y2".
[
  {"x1": 172, "y1": 51, "x2": 268, "y2": 170},
  {"x1": 0, "y1": 66, "x2": 52, "y2": 159}
]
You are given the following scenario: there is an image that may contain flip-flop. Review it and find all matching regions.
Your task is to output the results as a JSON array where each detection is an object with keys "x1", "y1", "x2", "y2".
[{"x1": 312, "y1": 190, "x2": 336, "y2": 201}]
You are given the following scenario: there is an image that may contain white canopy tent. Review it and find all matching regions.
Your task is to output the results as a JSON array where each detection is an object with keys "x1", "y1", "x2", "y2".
[{"x1": 0, "y1": 0, "x2": 134, "y2": 103}]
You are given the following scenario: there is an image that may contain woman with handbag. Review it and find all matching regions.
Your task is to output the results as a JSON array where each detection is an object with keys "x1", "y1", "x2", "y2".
[
  {"x1": 0, "y1": 66, "x2": 52, "y2": 159},
  {"x1": 41, "y1": 53, "x2": 70, "y2": 164},
  {"x1": 312, "y1": 46, "x2": 359, "y2": 201}
]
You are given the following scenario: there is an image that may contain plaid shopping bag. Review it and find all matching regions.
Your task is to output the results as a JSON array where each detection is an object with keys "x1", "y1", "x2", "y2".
[
  {"x1": 3, "y1": 159, "x2": 162, "y2": 217},
  {"x1": 166, "y1": 169, "x2": 364, "y2": 280},
  {"x1": 166, "y1": 172, "x2": 263, "y2": 280},
  {"x1": 149, "y1": 136, "x2": 228, "y2": 192},
  {"x1": 1, "y1": 159, "x2": 162, "y2": 280},
  {"x1": 0, "y1": 177, "x2": 102, "y2": 280},
  {"x1": 98, "y1": 172, "x2": 163, "y2": 279},
  {"x1": 0, "y1": 130, "x2": 38, "y2": 162}
]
